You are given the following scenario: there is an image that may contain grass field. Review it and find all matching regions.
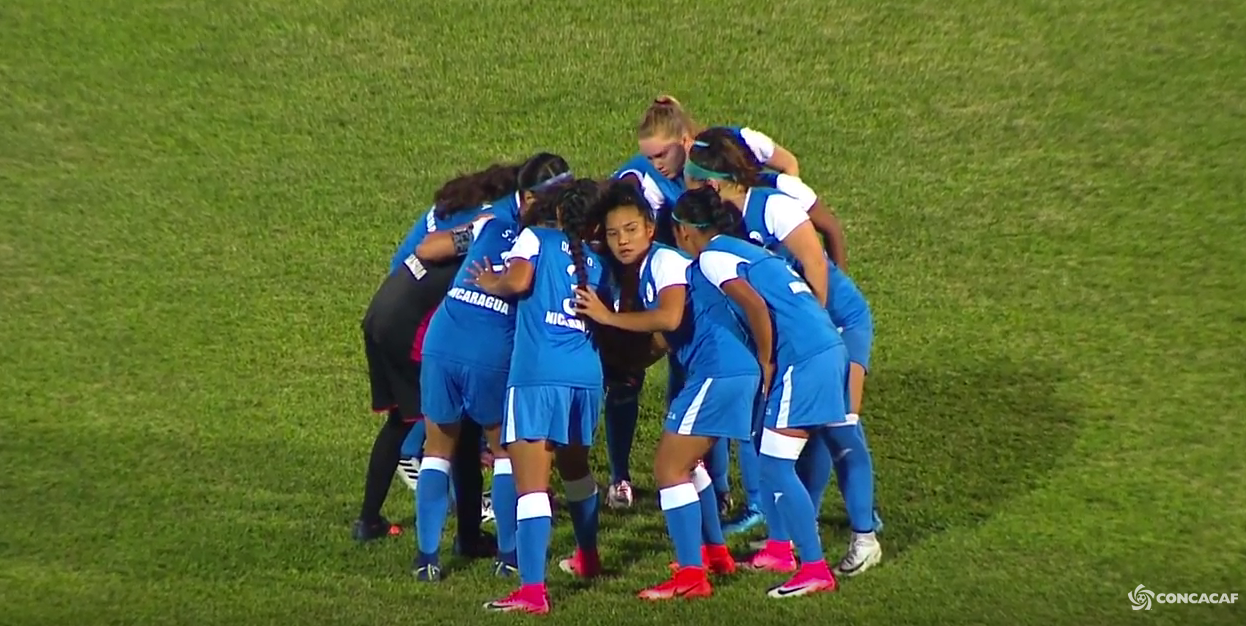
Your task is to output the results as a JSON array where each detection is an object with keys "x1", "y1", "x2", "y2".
[{"x1": 3, "y1": 0, "x2": 1245, "y2": 624}]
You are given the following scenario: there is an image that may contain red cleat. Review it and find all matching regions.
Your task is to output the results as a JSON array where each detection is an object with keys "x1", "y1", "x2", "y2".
[{"x1": 639, "y1": 566, "x2": 713, "y2": 601}]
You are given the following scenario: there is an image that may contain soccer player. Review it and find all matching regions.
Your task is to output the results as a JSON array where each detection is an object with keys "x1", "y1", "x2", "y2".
[
  {"x1": 604, "y1": 96, "x2": 797, "y2": 511},
  {"x1": 686, "y1": 129, "x2": 882, "y2": 576},
  {"x1": 470, "y1": 180, "x2": 608, "y2": 615},
  {"x1": 573, "y1": 182, "x2": 753, "y2": 600},
  {"x1": 409, "y1": 154, "x2": 573, "y2": 582},
  {"x1": 353, "y1": 162, "x2": 522, "y2": 546},
  {"x1": 670, "y1": 187, "x2": 844, "y2": 598}
]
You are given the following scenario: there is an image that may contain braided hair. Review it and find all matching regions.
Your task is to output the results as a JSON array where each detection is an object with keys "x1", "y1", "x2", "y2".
[{"x1": 673, "y1": 186, "x2": 744, "y2": 237}]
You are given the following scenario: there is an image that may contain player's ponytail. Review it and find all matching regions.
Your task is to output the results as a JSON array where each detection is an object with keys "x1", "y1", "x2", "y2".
[
  {"x1": 686, "y1": 127, "x2": 764, "y2": 188},
  {"x1": 673, "y1": 186, "x2": 743, "y2": 238},
  {"x1": 637, "y1": 94, "x2": 700, "y2": 141},
  {"x1": 555, "y1": 179, "x2": 602, "y2": 294},
  {"x1": 432, "y1": 162, "x2": 524, "y2": 219}
]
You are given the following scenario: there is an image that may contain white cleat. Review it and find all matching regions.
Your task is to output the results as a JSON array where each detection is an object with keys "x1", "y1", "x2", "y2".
[
  {"x1": 480, "y1": 492, "x2": 495, "y2": 525},
  {"x1": 833, "y1": 532, "x2": 882, "y2": 577},
  {"x1": 397, "y1": 456, "x2": 420, "y2": 493},
  {"x1": 606, "y1": 480, "x2": 634, "y2": 509}
]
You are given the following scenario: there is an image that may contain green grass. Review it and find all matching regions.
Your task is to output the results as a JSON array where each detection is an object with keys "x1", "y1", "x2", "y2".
[{"x1": 2, "y1": 0, "x2": 1245, "y2": 624}]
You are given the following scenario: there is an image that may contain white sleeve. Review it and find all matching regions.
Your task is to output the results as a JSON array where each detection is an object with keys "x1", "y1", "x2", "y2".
[
  {"x1": 773, "y1": 174, "x2": 817, "y2": 213},
  {"x1": 738, "y1": 127, "x2": 776, "y2": 163},
  {"x1": 506, "y1": 227, "x2": 541, "y2": 261},
  {"x1": 469, "y1": 215, "x2": 495, "y2": 240},
  {"x1": 640, "y1": 175, "x2": 665, "y2": 216},
  {"x1": 698, "y1": 250, "x2": 748, "y2": 291},
  {"x1": 763, "y1": 193, "x2": 811, "y2": 242},
  {"x1": 651, "y1": 248, "x2": 691, "y2": 292}
]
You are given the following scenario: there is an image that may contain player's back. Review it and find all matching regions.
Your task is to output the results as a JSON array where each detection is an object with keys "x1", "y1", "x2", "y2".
[
  {"x1": 422, "y1": 217, "x2": 520, "y2": 370},
  {"x1": 508, "y1": 226, "x2": 606, "y2": 389},
  {"x1": 704, "y1": 235, "x2": 840, "y2": 367},
  {"x1": 638, "y1": 244, "x2": 756, "y2": 379}
]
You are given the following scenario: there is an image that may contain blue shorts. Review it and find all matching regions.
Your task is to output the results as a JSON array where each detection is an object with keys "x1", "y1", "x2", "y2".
[
  {"x1": 420, "y1": 360, "x2": 508, "y2": 427},
  {"x1": 503, "y1": 385, "x2": 603, "y2": 447},
  {"x1": 764, "y1": 344, "x2": 851, "y2": 430},
  {"x1": 839, "y1": 320, "x2": 874, "y2": 371},
  {"x1": 665, "y1": 374, "x2": 760, "y2": 441}
]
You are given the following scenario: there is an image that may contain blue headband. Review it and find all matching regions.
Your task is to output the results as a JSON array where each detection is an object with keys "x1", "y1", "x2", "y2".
[
  {"x1": 528, "y1": 171, "x2": 573, "y2": 192},
  {"x1": 670, "y1": 211, "x2": 711, "y2": 229}
]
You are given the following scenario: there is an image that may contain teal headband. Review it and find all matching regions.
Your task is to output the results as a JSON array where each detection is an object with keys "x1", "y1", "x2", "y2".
[{"x1": 684, "y1": 161, "x2": 733, "y2": 182}]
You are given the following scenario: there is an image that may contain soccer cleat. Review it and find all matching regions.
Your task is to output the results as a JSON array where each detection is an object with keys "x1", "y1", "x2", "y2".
[
  {"x1": 767, "y1": 561, "x2": 837, "y2": 598},
  {"x1": 739, "y1": 541, "x2": 797, "y2": 573},
  {"x1": 396, "y1": 456, "x2": 420, "y2": 492},
  {"x1": 833, "y1": 532, "x2": 882, "y2": 577},
  {"x1": 639, "y1": 566, "x2": 713, "y2": 601},
  {"x1": 557, "y1": 548, "x2": 602, "y2": 579},
  {"x1": 606, "y1": 480, "x2": 634, "y2": 509},
  {"x1": 412, "y1": 563, "x2": 442, "y2": 582},
  {"x1": 351, "y1": 517, "x2": 401, "y2": 542},
  {"x1": 669, "y1": 544, "x2": 737, "y2": 575},
  {"x1": 873, "y1": 509, "x2": 884, "y2": 533},
  {"x1": 722, "y1": 506, "x2": 765, "y2": 536},
  {"x1": 480, "y1": 492, "x2": 495, "y2": 525},
  {"x1": 484, "y1": 584, "x2": 550, "y2": 614},
  {"x1": 492, "y1": 558, "x2": 518, "y2": 578}
]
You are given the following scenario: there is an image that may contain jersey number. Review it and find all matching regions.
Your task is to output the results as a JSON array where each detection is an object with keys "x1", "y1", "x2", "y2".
[{"x1": 560, "y1": 261, "x2": 594, "y2": 318}]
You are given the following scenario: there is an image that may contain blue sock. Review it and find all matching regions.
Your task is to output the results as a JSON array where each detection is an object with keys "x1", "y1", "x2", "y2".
[
  {"x1": 796, "y1": 429, "x2": 833, "y2": 516},
  {"x1": 563, "y1": 475, "x2": 599, "y2": 553},
  {"x1": 659, "y1": 482, "x2": 703, "y2": 567},
  {"x1": 693, "y1": 465, "x2": 725, "y2": 545},
  {"x1": 760, "y1": 436, "x2": 824, "y2": 564},
  {"x1": 761, "y1": 482, "x2": 789, "y2": 542},
  {"x1": 604, "y1": 384, "x2": 640, "y2": 483},
  {"x1": 516, "y1": 491, "x2": 553, "y2": 585},
  {"x1": 492, "y1": 458, "x2": 518, "y2": 564},
  {"x1": 401, "y1": 419, "x2": 427, "y2": 459},
  {"x1": 737, "y1": 440, "x2": 763, "y2": 511},
  {"x1": 826, "y1": 417, "x2": 877, "y2": 534},
  {"x1": 706, "y1": 438, "x2": 731, "y2": 496},
  {"x1": 414, "y1": 457, "x2": 451, "y2": 562}
]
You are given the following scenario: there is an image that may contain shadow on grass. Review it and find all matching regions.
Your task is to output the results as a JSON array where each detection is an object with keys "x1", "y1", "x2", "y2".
[{"x1": 815, "y1": 357, "x2": 1080, "y2": 558}]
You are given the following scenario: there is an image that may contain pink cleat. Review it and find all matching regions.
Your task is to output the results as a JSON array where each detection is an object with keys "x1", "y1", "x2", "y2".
[
  {"x1": 484, "y1": 583, "x2": 551, "y2": 614},
  {"x1": 767, "y1": 561, "x2": 838, "y2": 598},
  {"x1": 739, "y1": 540, "x2": 797, "y2": 573}
]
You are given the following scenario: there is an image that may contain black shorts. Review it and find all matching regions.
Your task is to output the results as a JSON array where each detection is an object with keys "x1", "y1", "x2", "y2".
[
  {"x1": 365, "y1": 332, "x2": 424, "y2": 419},
  {"x1": 362, "y1": 256, "x2": 463, "y2": 420}
]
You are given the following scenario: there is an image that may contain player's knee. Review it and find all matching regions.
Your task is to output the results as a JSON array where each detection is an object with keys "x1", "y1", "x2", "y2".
[{"x1": 554, "y1": 445, "x2": 591, "y2": 479}]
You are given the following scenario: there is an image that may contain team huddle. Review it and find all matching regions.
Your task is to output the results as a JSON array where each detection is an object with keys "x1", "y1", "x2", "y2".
[{"x1": 357, "y1": 96, "x2": 881, "y2": 615}]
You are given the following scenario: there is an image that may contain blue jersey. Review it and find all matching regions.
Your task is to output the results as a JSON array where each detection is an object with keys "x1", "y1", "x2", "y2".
[
  {"x1": 738, "y1": 186, "x2": 870, "y2": 328},
  {"x1": 506, "y1": 226, "x2": 607, "y2": 388},
  {"x1": 612, "y1": 154, "x2": 686, "y2": 222},
  {"x1": 718, "y1": 125, "x2": 778, "y2": 169},
  {"x1": 421, "y1": 216, "x2": 521, "y2": 370},
  {"x1": 697, "y1": 234, "x2": 841, "y2": 368},
  {"x1": 637, "y1": 244, "x2": 757, "y2": 379},
  {"x1": 387, "y1": 193, "x2": 523, "y2": 272}
]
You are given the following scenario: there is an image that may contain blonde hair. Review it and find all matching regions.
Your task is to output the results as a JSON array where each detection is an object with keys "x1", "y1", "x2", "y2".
[{"x1": 636, "y1": 94, "x2": 700, "y2": 140}]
